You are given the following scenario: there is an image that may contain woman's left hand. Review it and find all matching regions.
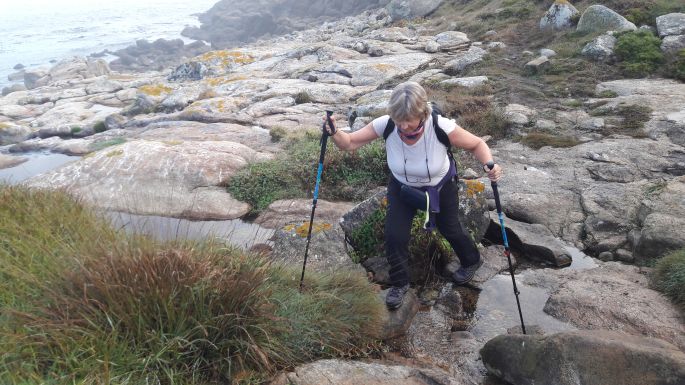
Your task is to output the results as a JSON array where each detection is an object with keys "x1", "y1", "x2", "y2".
[{"x1": 484, "y1": 163, "x2": 503, "y2": 182}]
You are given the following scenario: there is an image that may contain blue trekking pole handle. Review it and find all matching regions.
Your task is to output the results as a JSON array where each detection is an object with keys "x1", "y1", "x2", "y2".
[
  {"x1": 299, "y1": 111, "x2": 333, "y2": 292},
  {"x1": 486, "y1": 161, "x2": 526, "y2": 334}
]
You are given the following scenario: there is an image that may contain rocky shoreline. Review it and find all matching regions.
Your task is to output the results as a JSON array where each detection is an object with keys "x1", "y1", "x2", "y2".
[{"x1": 1, "y1": 2, "x2": 684, "y2": 384}]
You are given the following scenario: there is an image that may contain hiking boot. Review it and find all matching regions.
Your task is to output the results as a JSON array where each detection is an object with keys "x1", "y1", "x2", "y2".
[
  {"x1": 452, "y1": 258, "x2": 483, "y2": 285},
  {"x1": 385, "y1": 284, "x2": 410, "y2": 310}
]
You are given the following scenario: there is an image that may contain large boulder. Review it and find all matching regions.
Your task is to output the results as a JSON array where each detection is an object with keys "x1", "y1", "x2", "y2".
[
  {"x1": 539, "y1": 0, "x2": 580, "y2": 30},
  {"x1": 661, "y1": 35, "x2": 685, "y2": 56},
  {"x1": 581, "y1": 34, "x2": 617, "y2": 62},
  {"x1": 576, "y1": 5, "x2": 637, "y2": 34},
  {"x1": 656, "y1": 13, "x2": 685, "y2": 38},
  {"x1": 275, "y1": 359, "x2": 461, "y2": 385},
  {"x1": 481, "y1": 330, "x2": 685, "y2": 385},
  {"x1": 429, "y1": 31, "x2": 470, "y2": 52}
]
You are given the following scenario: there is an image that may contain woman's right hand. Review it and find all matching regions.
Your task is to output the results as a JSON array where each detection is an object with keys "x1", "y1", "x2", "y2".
[{"x1": 323, "y1": 114, "x2": 337, "y2": 136}]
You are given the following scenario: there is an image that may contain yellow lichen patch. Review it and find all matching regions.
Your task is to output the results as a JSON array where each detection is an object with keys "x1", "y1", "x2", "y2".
[
  {"x1": 465, "y1": 179, "x2": 485, "y2": 198},
  {"x1": 198, "y1": 50, "x2": 255, "y2": 67},
  {"x1": 554, "y1": 0, "x2": 571, "y2": 4},
  {"x1": 162, "y1": 140, "x2": 183, "y2": 146},
  {"x1": 284, "y1": 222, "x2": 333, "y2": 238},
  {"x1": 106, "y1": 149, "x2": 124, "y2": 157},
  {"x1": 138, "y1": 84, "x2": 173, "y2": 97},
  {"x1": 0, "y1": 122, "x2": 10, "y2": 130},
  {"x1": 373, "y1": 63, "x2": 397, "y2": 72},
  {"x1": 205, "y1": 74, "x2": 249, "y2": 87}
]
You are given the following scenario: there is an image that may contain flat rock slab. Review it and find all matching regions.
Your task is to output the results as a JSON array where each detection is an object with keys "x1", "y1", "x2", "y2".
[
  {"x1": 0, "y1": 153, "x2": 27, "y2": 169},
  {"x1": 255, "y1": 199, "x2": 355, "y2": 230},
  {"x1": 26, "y1": 139, "x2": 266, "y2": 219},
  {"x1": 277, "y1": 359, "x2": 462, "y2": 385}
]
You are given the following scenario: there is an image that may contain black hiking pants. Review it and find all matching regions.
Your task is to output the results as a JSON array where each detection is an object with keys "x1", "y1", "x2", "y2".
[{"x1": 385, "y1": 176, "x2": 480, "y2": 287}]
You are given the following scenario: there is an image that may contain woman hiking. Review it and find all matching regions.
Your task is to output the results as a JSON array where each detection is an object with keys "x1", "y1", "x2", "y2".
[{"x1": 325, "y1": 81, "x2": 502, "y2": 309}]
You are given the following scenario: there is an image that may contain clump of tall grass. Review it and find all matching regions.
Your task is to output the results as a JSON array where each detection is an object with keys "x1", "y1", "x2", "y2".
[
  {"x1": 651, "y1": 248, "x2": 685, "y2": 313},
  {"x1": 0, "y1": 185, "x2": 384, "y2": 384}
]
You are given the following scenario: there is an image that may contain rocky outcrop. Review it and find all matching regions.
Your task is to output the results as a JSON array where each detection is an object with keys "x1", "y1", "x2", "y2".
[
  {"x1": 273, "y1": 359, "x2": 462, "y2": 385},
  {"x1": 576, "y1": 5, "x2": 637, "y2": 34},
  {"x1": 109, "y1": 39, "x2": 211, "y2": 73},
  {"x1": 481, "y1": 330, "x2": 685, "y2": 385},
  {"x1": 182, "y1": 0, "x2": 391, "y2": 49},
  {"x1": 23, "y1": 57, "x2": 110, "y2": 90}
]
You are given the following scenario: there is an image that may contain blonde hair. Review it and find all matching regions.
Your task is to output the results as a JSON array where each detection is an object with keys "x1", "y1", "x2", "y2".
[{"x1": 388, "y1": 81, "x2": 432, "y2": 122}]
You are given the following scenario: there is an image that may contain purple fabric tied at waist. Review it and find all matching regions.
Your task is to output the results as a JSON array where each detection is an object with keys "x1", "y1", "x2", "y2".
[{"x1": 398, "y1": 160, "x2": 457, "y2": 231}]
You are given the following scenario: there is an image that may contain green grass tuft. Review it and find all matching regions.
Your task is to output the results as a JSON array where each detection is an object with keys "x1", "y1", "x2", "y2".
[
  {"x1": 651, "y1": 248, "x2": 685, "y2": 312},
  {"x1": 228, "y1": 132, "x2": 388, "y2": 214},
  {"x1": 519, "y1": 132, "x2": 580, "y2": 150},
  {"x1": 0, "y1": 185, "x2": 384, "y2": 384}
]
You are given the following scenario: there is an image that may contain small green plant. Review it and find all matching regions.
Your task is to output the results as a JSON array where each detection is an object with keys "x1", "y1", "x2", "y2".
[
  {"x1": 651, "y1": 248, "x2": 685, "y2": 312},
  {"x1": 519, "y1": 132, "x2": 580, "y2": 150},
  {"x1": 612, "y1": 104, "x2": 652, "y2": 137},
  {"x1": 70, "y1": 126, "x2": 82, "y2": 134},
  {"x1": 93, "y1": 120, "x2": 107, "y2": 133},
  {"x1": 294, "y1": 90, "x2": 312, "y2": 104},
  {"x1": 597, "y1": 90, "x2": 618, "y2": 98},
  {"x1": 90, "y1": 137, "x2": 126, "y2": 151},
  {"x1": 269, "y1": 126, "x2": 288, "y2": 142},
  {"x1": 614, "y1": 30, "x2": 664, "y2": 77}
]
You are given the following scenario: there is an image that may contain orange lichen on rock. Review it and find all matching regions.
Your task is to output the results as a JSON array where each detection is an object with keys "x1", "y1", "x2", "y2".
[
  {"x1": 465, "y1": 179, "x2": 485, "y2": 198},
  {"x1": 199, "y1": 50, "x2": 255, "y2": 67},
  {"x1": 284, "y1": 222, "x2": 333, "y2": 238},
  {"x1": 138, "y1": 84, "x2": 173, "y2": 97}
]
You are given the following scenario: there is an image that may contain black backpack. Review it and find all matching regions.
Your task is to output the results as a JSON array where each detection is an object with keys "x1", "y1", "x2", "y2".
[{"x1": 382, "y1": 103, "x2": 458, "y2": 173}]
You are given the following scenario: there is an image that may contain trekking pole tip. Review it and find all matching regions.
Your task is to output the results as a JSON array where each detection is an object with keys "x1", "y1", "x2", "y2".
[{"x1": 485, "y1": 161, "x2": 495, "y2": 170}]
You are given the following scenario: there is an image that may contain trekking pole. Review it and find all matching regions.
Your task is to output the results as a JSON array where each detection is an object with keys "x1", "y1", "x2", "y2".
[
  {"x1": 486, "y1": 161, "x2": 526, "y2": 334},
  {"x1": 299, "y1": 111, "x2": 334, "y2": 292}
]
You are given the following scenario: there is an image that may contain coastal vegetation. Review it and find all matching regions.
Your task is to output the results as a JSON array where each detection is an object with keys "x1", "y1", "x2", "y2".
[{"x1": 0, "y1": 185, "x2": 383, "y2": 384}]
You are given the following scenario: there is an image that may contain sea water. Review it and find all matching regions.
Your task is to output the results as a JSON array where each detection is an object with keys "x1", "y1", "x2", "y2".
[{"x1": 0, "y1": 0, "x2": 218, "y2": 88}]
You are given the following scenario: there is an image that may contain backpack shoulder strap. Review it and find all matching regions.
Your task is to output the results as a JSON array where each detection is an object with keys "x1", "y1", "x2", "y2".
[
  {"x1": 383, "y1": 118, "x2": 395, "y2": 140},
  {"x1": 432, "y1": 110, "x2": 452, "y2": 149}
]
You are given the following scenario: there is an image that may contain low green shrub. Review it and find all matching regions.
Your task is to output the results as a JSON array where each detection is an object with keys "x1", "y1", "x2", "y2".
[
  {"x1": 614, "y1": 30, "x2": 664, "y2": 77},
  {"x1": 667, "y1": 49, "x2": 685, "y2": 81},
  {"x1": 651, "y1": 248, "x2": 685, "y2": 312},
  {"x1": 93, "y1": 120, "x2": 107, "y2": 133},
  {"x1": 0, "y1": 185, "x2": 384, "y2": 384},
  {"x1": 269, "y1": 126, "x2": 288, "y2": 142},
  {"x1": 294, "y1": 90, "x2": 312, "y2": 104},
  {"x1": 611, "y1": 104, "x2": 652, "y2": 138}
]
